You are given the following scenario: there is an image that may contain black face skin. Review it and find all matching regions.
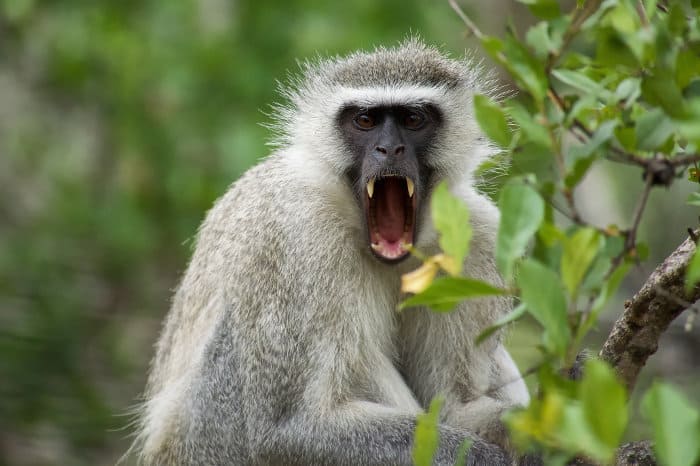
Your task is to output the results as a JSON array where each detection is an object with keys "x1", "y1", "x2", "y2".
[{"x1": 337, "y1": 104, "x2": 442, "y2": 263}]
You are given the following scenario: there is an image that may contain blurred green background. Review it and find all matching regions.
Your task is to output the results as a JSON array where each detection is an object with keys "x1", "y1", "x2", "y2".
[{"x1": 1, "y1": 1, "x2": 698, "y2": 465}]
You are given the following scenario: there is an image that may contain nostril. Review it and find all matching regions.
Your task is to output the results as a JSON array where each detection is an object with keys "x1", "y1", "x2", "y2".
[
  {"x1": 394, "y1": 145, "x2": 405, "y2": 156},
  {"x1": 375, "y1": 146, "x2": 388, "y2": 154}
]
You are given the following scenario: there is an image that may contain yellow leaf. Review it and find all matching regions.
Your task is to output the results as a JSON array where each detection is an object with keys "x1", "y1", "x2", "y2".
[
  {"x1": 433, "y1": 254, "x2": 460, "y2": 276},
  {"x1": 604, "y1": 224, "x2": 621, "y2": 236},
  {"x1": 401, "y1": 260, "x2": 440, "y2": 294},
  {"x1": 540, "y1": 391, "x2": 565, "y2": 438}
]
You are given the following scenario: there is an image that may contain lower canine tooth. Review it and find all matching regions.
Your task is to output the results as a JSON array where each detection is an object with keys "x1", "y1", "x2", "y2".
[
  {"x1": 406, "y1": 178, "x2": 414, "y2": 197},
  {"x1": 367, "y1": 178, "x2": 375, "y2": 198}
]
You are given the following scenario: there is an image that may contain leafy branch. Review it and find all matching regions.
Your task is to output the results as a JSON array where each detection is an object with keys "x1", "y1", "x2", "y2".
[{"x1": 408, "y1": 0, "x2": 700, "y2": 464}]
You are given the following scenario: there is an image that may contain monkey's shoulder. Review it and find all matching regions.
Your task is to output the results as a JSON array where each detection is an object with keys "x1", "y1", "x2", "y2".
[{"x1": 187, "y1": 155, "x2": 362, "y2": 283}]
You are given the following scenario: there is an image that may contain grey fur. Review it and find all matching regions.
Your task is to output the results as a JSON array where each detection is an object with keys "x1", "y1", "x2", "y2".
[{"x1": 130, "y1": 39, "x2": 530, "y2": 465}]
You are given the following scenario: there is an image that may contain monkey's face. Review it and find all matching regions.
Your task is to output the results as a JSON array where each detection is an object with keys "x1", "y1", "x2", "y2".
[{"x1": 337, "y1": 104, "x2": 442, "y2": 263}]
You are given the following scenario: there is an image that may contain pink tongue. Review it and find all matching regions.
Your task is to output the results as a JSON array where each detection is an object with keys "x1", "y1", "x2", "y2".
[{"x1": 376, "y1": 178, "x2": 405, "y2": 242}]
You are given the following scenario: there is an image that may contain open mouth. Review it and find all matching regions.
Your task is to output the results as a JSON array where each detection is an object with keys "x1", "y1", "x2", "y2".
[{"x1": 365, "y1": 175, "x2": 416, "y2": 262}]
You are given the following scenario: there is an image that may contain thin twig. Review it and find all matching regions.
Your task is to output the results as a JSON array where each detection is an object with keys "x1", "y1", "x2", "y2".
[
  {"x1": 636, "y1": 0, "x2": 650, "y2": 26},
  {"x1": 598, "y1": 172, "x2": 654, "y2": 283},
  {"x1": 667, "y1": 153, "x2": 700, "y2": 167},
  {"x1": 564, "y1": 189, "x2": 584, "y2": 225},
  {"x1": 549, "y1": 197, "x2": 585, "y2": 226},
  {"x1": 626, "y1": 169, "x2": 654, "y2": 251},
  {"x1": 551, "y1": 0, "x2": 604, "y2": 71},
  {"x1": 547, "y1": 83, "x2": 700, "y2": 171},
  {"x1": 447, "y1": 0, "x2": 511, "y2": 65},
  {"x1": 448, "y1": 0, "x2": 485, "y2": 41}
]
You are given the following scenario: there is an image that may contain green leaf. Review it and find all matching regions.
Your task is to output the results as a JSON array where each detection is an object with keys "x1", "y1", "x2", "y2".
[
  {"x1": 586, "y1": 262, "x2": 631, "y2": 332},
  {"x1": 679, "y1": 99, "x2": 700, "y2": 145},
  {"x1": 561, "y1": 228, "x2": 602, "y2": 298},
  {"x1": 481, "y1": 36, "x2": 504, "y2": 58},
  {"x1": 412, "y1": 397, "x2": 443, "y2": 466},
  {"x1": 517, "y1": 259, "x2": 571, "y2": 356},
  {"x1": 511, "y1": 142, "x2": 558, "y2": 181},
  {"x1": 473, "y1": 94, "x2": 512, "y2": 148},
  {"x1": 677, "y1": 49, "x2": 700, "y2": 89},
  {"x1": 517, "y1": 0, "x2": 561, "y2": 19},
  {"x1": 399, "y1": 276, "x2": 505, "y2": 312},
  {"x1": 565, "y1": 120, "x2": 617, "y2": 188},
  {"x1": 477, "y1": 303, "x2": 527, "y2": 344},
  {"x1": 614, "y1": 126, "x2": 637, "y2": 151},
  {"x1": 642, "y1": 69, "x2": 688, "y2": 119},
  {"x1": 556, "y1": 402, "x2": 610, "y2": 461},
  {"x1": 507, "y1": 102, "x2": 552, "y2": 149},
  {"x1": 636, "y1": 109, "x2": 676, "y2": 151},
  {"x1": 497, "y1": 180, "x2": 545, "y2": 280},
  {"x1": 580, "y1": 360, "x2": 628, "y2": 460},
  {"x1": 667, "y1": 3, "x2": 687, "y2": 39},
  {"x1": 431, "y1": 182, "x2": 471, "y2": 269},
  {"x1": 595, "y1": 28, "x2": 640, "y2": 69},
  {"x1": 537, "y1": 221, "x2": 566, "y2": 247},
  {"x1": 615, "y1": 77, "x2": 641, "y2": 108},
  {"x1": 498, "y1": 33, "x2": 548, "y2": 102},
  {"x1": 552, "y1": 69, "x2": 612, "y2": 100},
  {"x1": 607, "y1": 2, "x2": 641, "y2": 35},
  {"x1": 526, "y1": 22, "x2": 557, "y2": 59},
  {"x1": 642, "y1": 383, "x2": 700, "y2": 466},
  {"x1": 687, "y1": 192, "x2": 700, "y2": 207},
  {"x1": 506, "y1": 389, "x2": 567, "y2": 450},
  {"x1": 455, "y1": 439, "x2": 474, "y2": 466},
  {"x1": 685, "y1": 244, "x2": 700, "y2": 292}
]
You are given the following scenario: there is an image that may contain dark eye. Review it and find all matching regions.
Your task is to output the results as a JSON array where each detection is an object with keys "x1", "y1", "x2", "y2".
[
  {"x1": 404, "y1": 111, "x2": 425, "y2": 130},
  {"x1": 353, "y1": 113, "x2": 376, "y2": 130}
]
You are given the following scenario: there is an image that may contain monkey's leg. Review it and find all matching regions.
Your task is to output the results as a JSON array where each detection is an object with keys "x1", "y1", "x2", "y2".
[
  {"x1": 244, "y1": 400, "x2": 510, "y2": 466},
  {"x1": 232, "y1": 348, "x2": 511, "y2": 466},
  {"x1": 440, "y1": 347, "x2": 526, "y2": 446}
]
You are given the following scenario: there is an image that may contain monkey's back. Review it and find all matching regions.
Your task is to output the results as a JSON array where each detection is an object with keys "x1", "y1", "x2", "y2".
[{"x1": 138, "y1": 153, "x2": 390, "y2": 463}]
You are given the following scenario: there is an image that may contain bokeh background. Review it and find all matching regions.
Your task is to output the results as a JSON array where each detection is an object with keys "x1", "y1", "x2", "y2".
[{"x1": 1, "y1": 1, "x2": 698, "y2": 465}]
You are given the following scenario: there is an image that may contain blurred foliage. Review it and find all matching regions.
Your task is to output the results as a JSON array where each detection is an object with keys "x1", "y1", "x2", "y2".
[{"x1": 0, "y1": 0, "x2": 477, "y2": 464}]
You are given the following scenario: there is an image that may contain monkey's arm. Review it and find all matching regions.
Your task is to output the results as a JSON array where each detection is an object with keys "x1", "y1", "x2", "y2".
[
  {"x1": 243, "y1": 398, "x2": 509, "y2": 466},
  {"x1": 174, "y1": 315, "x2": 518, "y2": 466},
  {"x1": 233, "y1": 316, "x2": 513, "y2": 466},
  {"x1": 442, "y1": 344, "x2": 529, "y2": 449}
]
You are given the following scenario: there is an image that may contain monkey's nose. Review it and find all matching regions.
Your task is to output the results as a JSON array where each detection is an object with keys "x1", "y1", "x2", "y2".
[{"x1": 375, "y1": 145, "x2": 405, "y2": 156}]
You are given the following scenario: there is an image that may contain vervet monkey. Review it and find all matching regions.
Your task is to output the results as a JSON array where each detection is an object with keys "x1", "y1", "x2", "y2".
[{"x1": 133, "y1": 39, "x2": 532, "y2": 465}]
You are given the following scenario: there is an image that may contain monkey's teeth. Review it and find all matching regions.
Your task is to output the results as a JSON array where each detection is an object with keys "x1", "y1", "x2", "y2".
[
  {"x1": 367, "y1": 178, "x2": 375, "y2": 199},
  {"x1": 371, "y1": 243, "x2": 381, "y2": 251},
  {"x1": 406, "y1": 177, "x2": 414, "y2": 198}
]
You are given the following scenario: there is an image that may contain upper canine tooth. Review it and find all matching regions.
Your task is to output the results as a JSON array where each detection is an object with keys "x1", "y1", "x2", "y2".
[
  {"x1": 367, "y1": 178, "x2": 375, "y2": 198},
  {"x1": 406, "y1": 177, "x2": 415, "y2": 198}
]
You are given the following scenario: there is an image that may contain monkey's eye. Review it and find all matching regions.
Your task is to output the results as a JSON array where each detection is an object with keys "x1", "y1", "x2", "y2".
[
  {"x1": 403, "y1": 111, "x2": 425, "y2": 130},
  {"x1": 353, "y1": 113, "x2": 376, "y2": 130}
]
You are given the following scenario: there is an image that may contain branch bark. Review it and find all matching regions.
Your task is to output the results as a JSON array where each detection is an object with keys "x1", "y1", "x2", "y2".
[
  {"x1": 615, "y1": 441, "x2": 656, "y2": 466},
  {"x1": 600, "y1": 231, "x2": 700, "y2": 392}
]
